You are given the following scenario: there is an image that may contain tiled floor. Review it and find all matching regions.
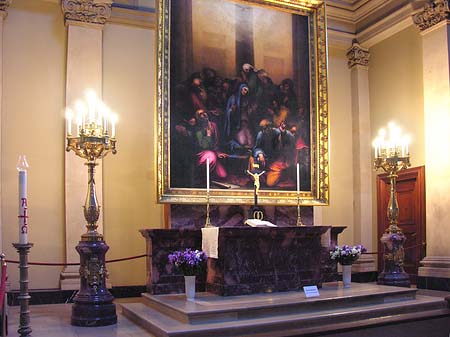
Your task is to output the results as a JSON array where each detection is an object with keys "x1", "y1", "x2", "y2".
[{"x1": 7, "y1": 298, "x2": 155, "y2": 337}]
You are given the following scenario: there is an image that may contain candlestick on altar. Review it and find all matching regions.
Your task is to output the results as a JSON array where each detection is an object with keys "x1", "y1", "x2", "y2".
[
  {"x1": 296, "y1": 163, "x2": 305, "y2": 226},
  {"x1": 204, "y1": 157, "x2": 213, "y2": 228},
  {"x1": 206, "y1": 157, "x2": 210, "y2": 193}
]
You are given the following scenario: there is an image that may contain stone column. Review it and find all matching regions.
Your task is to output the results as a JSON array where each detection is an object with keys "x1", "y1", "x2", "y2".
[
  {"x1": 60, "y1": 0, "x2": 112, "y2": 290},
  {"x1": 0, "y1": 0, "x2": 12, "y2": 254},
  {"x1": 413, "y1": 0, "x2": 450, "y2": 290},
  {"x1": 346, "y1": 40, "x2": 376, "y2": 273}
]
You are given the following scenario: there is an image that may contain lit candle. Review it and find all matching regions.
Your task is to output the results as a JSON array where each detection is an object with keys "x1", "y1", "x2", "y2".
[
  {"x1": 296, "y1": 163, "x2": 300, "y2": 194},
  {"x1": 97, "y1": 106, "x2": 103, "y2": 130},
  {"x1": 85, "y1": 90, "x2": 97, "y2": 125},
  {"x1": 76, "y1": 112, "x2": 82, "y2": 135},
  {"x1": 99, "y1": 102, "x2": 109, "y2": 134},
  {"x1": 66, "y1": 108, "x2": 73, "y2": 136},
  {"x1": 17, "y1": 155, "x2": 29, "y2": 244},
  {"x1": 111, "y1": 113, "x2": 117, "y2": 138},
  {"x1": 75, "y1": 100, "x2": 87, "y2": 131},
  {"x1": 206, "y1": 157, "x2": 210, "y2": 193}
]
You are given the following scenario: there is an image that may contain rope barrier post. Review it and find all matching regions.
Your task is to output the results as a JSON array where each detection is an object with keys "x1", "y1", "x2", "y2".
[
  {"x1": 12, "y1": 243, "x2": 33, "y2": 337},
  {"x1": 0, "y1": 254, "x2": 7, "y2": 337}
]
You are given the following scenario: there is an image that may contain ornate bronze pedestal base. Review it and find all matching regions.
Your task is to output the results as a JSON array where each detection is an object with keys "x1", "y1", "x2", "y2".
[
  {"x1": 71, "y1": 240, "x2": 117, "y2": 327},
  {"x1": 377, "y1": 231, "x2": 410, "y2": 288}
]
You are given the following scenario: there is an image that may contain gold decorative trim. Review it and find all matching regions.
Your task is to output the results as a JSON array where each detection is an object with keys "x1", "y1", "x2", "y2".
[
  {"x1": 346, "y1": 40, "x2": 370, "y2": 68},
  {"x1": 413, "y1": 0, "x2": 449, "y2": 31},
  {"x1": 156, "y1": 0, "x2": 329, "y2": 206},
  {"x1": 62, "y1": 0, "x2": 112, "y2": 26}
]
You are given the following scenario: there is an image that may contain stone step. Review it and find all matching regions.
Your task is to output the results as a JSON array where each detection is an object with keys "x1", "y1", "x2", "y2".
[
  {"x1": 120, "y1": 283, "x2": 450, "y2": 337},
  {"x1": 140, "y1": 282, "x2": 418, "y2": 324}
]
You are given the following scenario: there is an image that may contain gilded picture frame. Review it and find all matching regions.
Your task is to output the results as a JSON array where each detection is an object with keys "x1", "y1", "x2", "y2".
[{"x1": 157, "y1": 0, "x2": 329, "y2": 206}]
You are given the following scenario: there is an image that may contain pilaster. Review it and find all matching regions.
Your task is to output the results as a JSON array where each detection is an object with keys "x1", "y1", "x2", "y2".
[
  {"x1": 0, "y1": 0, "x2": 12, "y2": 254},
  {"x1": 346, "y1": 40, "x2": 376, "y2": 272},
  {"x1": 60, "y1": 0, "x2": 112, "y2": 290},
  {"x1": 413, "y1": 0, "x2": 450, "y2": 291}
]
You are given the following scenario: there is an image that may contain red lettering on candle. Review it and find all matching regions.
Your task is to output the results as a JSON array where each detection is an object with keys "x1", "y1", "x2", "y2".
[
  {"x1": 21, "y1": 198, "x2": 27, "y2": 207},
  {"x1": 21, "y1": 225, "x2": 28, "y2": 234},
  {"x1": 18, "y1": 207, "x2": 28, "y2": 226}
]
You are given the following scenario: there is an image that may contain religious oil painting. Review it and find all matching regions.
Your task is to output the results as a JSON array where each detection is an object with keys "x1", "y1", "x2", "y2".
[{"x1": 157, "y1": 0, "x2": 329, "y2": 206}]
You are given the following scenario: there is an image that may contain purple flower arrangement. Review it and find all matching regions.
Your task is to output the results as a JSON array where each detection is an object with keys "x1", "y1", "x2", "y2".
[
  {"x1": 330, "y1": 244, "x2": 367, "y2": 265},
  {"x1": 168, "y1": 248, "x2": 208, "y2": 276}
]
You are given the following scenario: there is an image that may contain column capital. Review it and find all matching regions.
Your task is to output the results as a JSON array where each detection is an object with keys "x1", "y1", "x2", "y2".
[
  {"x1": 413, "y1": 0, "x2": 449, "y2": 32},
  {"x1": 0, "y1": 0, "x2": 12, "y2": 18},
  {"x1": 346, "y1": 40, "x2": 370, "y2": 69},
  {"x1": 61, "y1": 0, "x2": 112, "y2": 27}
]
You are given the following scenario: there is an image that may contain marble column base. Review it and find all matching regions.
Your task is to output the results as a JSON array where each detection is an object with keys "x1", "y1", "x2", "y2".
[{"x1": 417, "y1": 256, "x2": 450, "y2": 291}]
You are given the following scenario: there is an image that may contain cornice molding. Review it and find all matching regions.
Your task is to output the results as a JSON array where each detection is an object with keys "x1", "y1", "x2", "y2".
[
  {"x1": 346, "y1": 40, "x2": 370, "y2": 68},
  {"x1": 412, "y1": 0, "x2": 450, "y2": 31},
  {"x1": 109, "y1": 6, "x2": 155, "y2": 29},
  {"x1": 61, "y1": 0, "x2": 112, "y2": 26},
  {"x1": 327, "y1": 0, "x2": 419, "y2": 48}
]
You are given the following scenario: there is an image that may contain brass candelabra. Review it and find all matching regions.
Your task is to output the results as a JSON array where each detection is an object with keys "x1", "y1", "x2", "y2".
[
  {"x1": 373, "y1": 122, "x2": 411, "y2": 287},
  {"x1": 66, "y1": 121, "x2": 117, "y2": 240},
  {"x1": 65, "y1": 91, "x2": 118, "y2": 326}
]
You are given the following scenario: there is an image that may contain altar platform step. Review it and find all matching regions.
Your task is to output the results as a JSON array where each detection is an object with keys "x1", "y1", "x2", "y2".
[{"x1": 120, "y1": 282, "x2": 450, "y2": 337}]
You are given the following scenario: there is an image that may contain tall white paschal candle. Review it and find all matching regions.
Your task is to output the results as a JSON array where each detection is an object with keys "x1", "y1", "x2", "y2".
[
  {"x1": 206, "y1": 157, "x2": 210, "y2": 193},
  {"x1": 296, "y1": 163, "x2": 300, "y2": 194},
  {"x1": 17, "y1": 155, "x2": 30, "y2": 244}
]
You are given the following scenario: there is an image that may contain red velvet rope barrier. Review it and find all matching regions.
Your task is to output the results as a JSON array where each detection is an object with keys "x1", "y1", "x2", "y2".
[
  {"x1": 5, "y1": 254, "x2": 148, "y2": 266},
  {"x1": 0, "y1": 262, "x2": 7, "y2": 311}
]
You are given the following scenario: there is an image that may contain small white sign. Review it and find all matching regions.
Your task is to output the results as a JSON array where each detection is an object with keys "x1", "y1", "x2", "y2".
[{"x1": 303, "y1": 285, "x2": 320, "y2": 298}]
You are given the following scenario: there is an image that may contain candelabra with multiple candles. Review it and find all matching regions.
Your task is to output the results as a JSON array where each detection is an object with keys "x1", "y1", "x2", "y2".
[
  {"x1": 373, "y1": 122, "x2": 411, "y2": 287},
  {"x1": 65, "y1": 90, "x2": 118, "y2": 326}
]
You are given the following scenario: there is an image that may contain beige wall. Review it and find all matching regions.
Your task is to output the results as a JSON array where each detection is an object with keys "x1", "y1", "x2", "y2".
[
  {"x1": 102, "y1": 23, "x2": 164, "y2": 286},
  {"x1": 320, "y1": 47, "x2": 354, "y2": 245},
  {"x1": 2, "y1": 0, "x2": 66, "y2": 289},
  {"x1": 369, "y1": 26, "x2": 424, "y2": 166}
]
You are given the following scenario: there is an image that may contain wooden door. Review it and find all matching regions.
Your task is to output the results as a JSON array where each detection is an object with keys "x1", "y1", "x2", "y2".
[{"x1": 377, "y1": 166, "x2": 426, "y2": 284}]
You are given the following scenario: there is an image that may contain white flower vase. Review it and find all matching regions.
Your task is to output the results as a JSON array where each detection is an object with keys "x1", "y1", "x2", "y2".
[
  {"x1": 342, "y1": 264, "x2": 352, "y2": 288},
  {"x1": 184, "y1": 275, "x2": 196, "y2": 300}
]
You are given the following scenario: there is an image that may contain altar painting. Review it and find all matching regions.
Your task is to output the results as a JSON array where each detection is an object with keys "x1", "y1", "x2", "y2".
[{"x1": 157, "y1": 0, "x2": 329, "y2": 206}]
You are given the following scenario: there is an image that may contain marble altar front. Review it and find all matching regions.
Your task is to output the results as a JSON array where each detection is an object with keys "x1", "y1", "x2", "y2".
[{"x1": 140, "y1": 226, "x2": 345, "y2": 296}]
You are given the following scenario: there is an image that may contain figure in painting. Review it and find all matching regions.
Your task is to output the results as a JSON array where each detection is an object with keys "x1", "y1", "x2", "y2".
[{"x1": 194, "y1": 109, "x2": 227, "y2": 185}]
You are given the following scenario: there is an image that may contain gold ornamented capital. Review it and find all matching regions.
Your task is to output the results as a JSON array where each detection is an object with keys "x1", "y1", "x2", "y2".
[
  {"x1": 62, "y1": 0, "x2": 112, "y2": 26},
  {"x1": 0, "y1": 0, "x2": 12, "y2": 15},
  {"x1": 413, "y1": 0, "x2": 450, "y2": 31},
  {"x1": 346, "y1": 40, "x2": 370, "y2": 68}
]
